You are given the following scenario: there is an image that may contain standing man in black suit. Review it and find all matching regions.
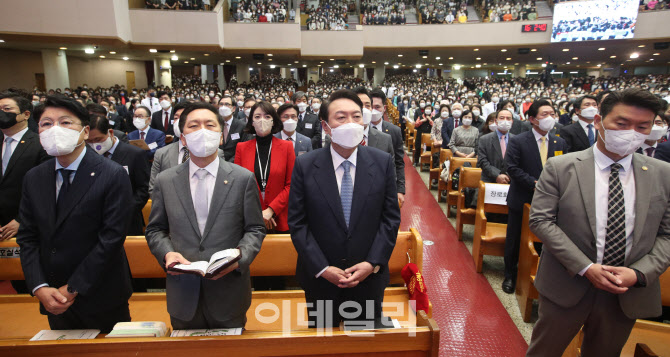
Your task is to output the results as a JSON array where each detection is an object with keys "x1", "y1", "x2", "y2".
[
  {"x1": 17, "y1": 96, "x2": 133, "y2": 333},
  {"x1": 151, "y1": 91, "x2": 175, "y2": 136},
  {"x1": 293, "y1": 91, "x2": 320, "y2": 149},
  {"x1": 86, "y1": 115, "x2": 149, "y2": 235},
  {"x1": 86, "y1": 103, "x2": 129, "y2": 144},
  {"x1": 503, "y1": 99, "x2": 568, "y2": 294},
  {"x1": 218, "y1": 96, "x2": 246, "y2": 161},
  {"x1": 560, "y1": 95, "x2": 598, "y2": 153},
  {"x1": 369, "y1": 89, "x2": 406, "y2": 207},
  {"x1": 288, "y1": 89, "x2": 401, "y2": 329},
  {"x1": 100, "y1": 99, "x2": 128, "y2": 133}
]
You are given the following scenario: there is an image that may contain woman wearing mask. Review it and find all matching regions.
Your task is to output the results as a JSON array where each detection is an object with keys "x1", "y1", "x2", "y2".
[
  {"x1": 413, "y1": 102, "x2": 434, "y2": 166},
  {"x1": 406, "y1": 99, "x2": 418, "y2": 124},
  {"x1": 480, "y1": 113, "x2": 498, "y2": 136},
  {"x1": 235, "y1": 102, "x2": 295, "y2": 233},
  {"x1": 470, "y1": 104, "x2": 485, "y2": 129},
  {"x1": 431, "y1": 104, "x2": 450, "y2": 148},
  {"x1": 448, "y1": 109, "x2": 479, "y2": 158}
]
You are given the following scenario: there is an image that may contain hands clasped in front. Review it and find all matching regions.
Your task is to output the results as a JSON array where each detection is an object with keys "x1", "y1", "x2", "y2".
[
  {"x1": 35, "y1": 285, "x2": 77, "y2": 315},
  {"x1": 584, "y1": 264, "x2": 638, "y2": 294},
  {"x1": 321, "y1": 262, "x2": 374, "y2": 289}
]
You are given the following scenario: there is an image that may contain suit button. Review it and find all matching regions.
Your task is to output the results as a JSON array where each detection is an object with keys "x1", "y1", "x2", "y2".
[
  {"x1": 199, "y1": 247, "x2": 204, "y2": 252},
  {"x1": 347, "y1": 234, "x2": 352, "y2": 241},
  {"x1": 51, "y1": 248, "x2": 56, "y2": 254}
]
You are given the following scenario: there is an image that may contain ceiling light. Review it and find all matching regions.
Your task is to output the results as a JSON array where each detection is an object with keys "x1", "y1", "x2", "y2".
[
  {"x1": 439, "y1": 63, "x2": 443, "y2": 66},
  {"x1": 537, "y1": 57, "x2": 542, "y2": 60},
  {"x1": 60, "y1": 47, "x2": 67, "y2": 50},
  {"x1": 393, "y1": 65, "x2": 399, "y2": 69},
  {"x1": 99, "y1": 55, "x2": 105, "y2": 58},
  {"x1": 597, "y1": 64, "x2": 602, "y2": 67},
  {"x1": 270, "y1": 65, "x2": 276, "y2": 69},
  {"x1": 85, "y1": 48, "x2": 95, "y2": 54},
  {"x1": 384, "y1": 62, "x2": 389, "y2": 65},
  {"x1": 475, "y1": 64, "x2": 481, "y2": 68},
  {"x1": 598, "y1": 47, "x2": 605, "y2": 51},
  {"x1": 149, "y1": 49, "x2": 157, "y2": 53},
  {"x1": 422, "y1": 56, "x2": 427, "y2": 59},
  {"x1": 630, "y1": 53, "x2": 639, "y2": 58},
  {"x1": 435, "y1": 57, "x2": 440, "y2": 60},
  {"x1": 171, "y1": 55, "x2": 178, "y2": 61},
  {"x1": 267, "y1": 54, "x2": 273, "y2": 56},
  {"x1": 501, "y1": 49, "x2": 507, "y2": 52},
  {"x1": 506, "y1": 58, "x2": 511, "y2": 60},
  {"x1": 123, "y1": 56, "x2": 129, "y2": 60},
  {"x1": 562, "y1": 49, "x2": 569, "y2": 52},
  {"x1": 302, "y1": 65, "x2": 306, "y2": 67},
  {"x1": 541, "y1": 63, "x2": 547, "y2": 68},
  {"x1": 572, "y1": 57, "x2": 578, "y2": 60},
  {"x1": 531, "y1": 49, "x2": 537, "y2": 52},
  {"x1": 190, "y1": 58, "x2": 195, "y2": 60},
  {"x1": 204, "y1": 54, "x2": 209, "y2": 56},
  {"x1": 257, "y1": 62, "x2": 262, "y2": 65},
  {"x1": 0, "y1": 40, "x2": 5, "y2": 43},
  {"x1": 416, "y1": 64, "x2": 422, "y2": 68},
  {"x1": 398, "y1": 54, "x2": 403, "y2": 57},
  {"x1": 109, "y1": 51, "x2": 116, "y2": 54},
  {"x1": 170, "y1": 50, "x2": 175, "y2": 53},
  {"x1": 476, "y1": 57, "x2": 481, "y2": 60},
  {"x1": 610, "y1": 55, "x2": 617, "y2": 58},
  {"x1": 653, "y1": 53, "x2": 660, "y2": 56},
  {"x1": 371, "y1": 61, "x2": 376, "y2": 63},
  {"x1": 295, "y1": 61, "x2": 299, "y2": 63},
  {"x1": 330, "y1": 58, "x2": 334, "y2": 61},
  {"x1": 225, "y1": 60, "x2": 230, "y2": 62},
  {"x1": 566, "y1": 62, "x2": 570, "y2": 64},
  {"x1": 184, "y1": 61, "x2": 189, "y2": 63},
  {"x1": 448, "y1": 57, "x2": 453, "y2": 60},
  {"x1": 638, "y1": 45, "x2": 645, "y2": 48},
  {"x1": 358, "y1": 64, "x2": 364, "y2": 68},
  {"x1": 235, "y1": 56, "x2": 241, "y2": 59},
  {"x1": 453, "y1": 65, "x2": 461, "y2": 70}
]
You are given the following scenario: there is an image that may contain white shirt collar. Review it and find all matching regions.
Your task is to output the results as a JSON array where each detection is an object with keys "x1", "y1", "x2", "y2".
[
  {"x1": 281, "y1": 131, "x2": 296, "y2": 141},
  {"x1": 532, "y1": 127, "x2": 548, "y2": 142},
  {"x1": 56, "y1": 147, "x2": 87, "y2": 171},
  {"x1": 593, "y1": 145, "x2": 632, "y2": 173},
  {"x1": 641, "y1": 142, "x2": 657, "y2": 149},
  {"x1": 578, "y1": 118, "x2": 594, "y2": 130},
  {"x1": 331, "y1": 145, "x2": 357, "y2": 171},
  {"x1": 189, "y1": 155, "x2": 220, "y2": 179},
  {"x1": 363, "y1": 125, "x2": 370, "y2": 138},
  {"x1": 5, "y1": 127, "x2": 29, "y2": 142},
  {"x1": 108, "y1": 136, "x2": 120, "y2": 155},
  {"x1": 224, "y1": 116, "x2": 234, "y2": 127},
  {"x1": 139, "y1": 125, "x2": 151, "y2": 136}
]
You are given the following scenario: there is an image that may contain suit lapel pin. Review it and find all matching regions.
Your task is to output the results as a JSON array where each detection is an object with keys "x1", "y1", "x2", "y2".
[
  {"x1": 642, "y1": 166, "x2": 648, "y2": 171},
  {"x1": 91, "y1": 172, "x2": 95, "y2": 176},
  {"x1": 553, "y1": 140, "x2": 557, "y2": 143},
  {"x1": 224, "y1": 180, "x2": 229, "y2": 184},
  {"x1": 20, "y1": 141, "x2": 25, "y2": 144}
]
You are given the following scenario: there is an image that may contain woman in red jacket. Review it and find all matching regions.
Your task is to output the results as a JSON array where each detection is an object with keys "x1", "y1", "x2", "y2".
[{"x1": 235, "y1": 101, "x2": 295, "y2": 233}]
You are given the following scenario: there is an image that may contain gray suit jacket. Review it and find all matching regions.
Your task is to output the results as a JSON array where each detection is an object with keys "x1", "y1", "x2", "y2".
[
  {"x1": 477, "y1": 131, "x2": 514, "y2": 183},
  {"x1": 273, "y1": 131, "x2": 312, "y2": 158},
  {"x1": 149, "y1": 142, "x2": 225, "y2": 195},
  {"x1": 145, "y1": 158, "x2": 266, "y2": 322},
  {"x1": 530, "y1": 148, "x2": 670, "y2": 319},
  {"x1": 379, "y1": 121, "x2": 406, "y2": 194}
]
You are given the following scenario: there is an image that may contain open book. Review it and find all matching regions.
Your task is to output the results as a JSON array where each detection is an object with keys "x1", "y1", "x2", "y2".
[
  {"x1": 168, "y1": 248, "x2": 241, "y2": 278},
  {"x1": 105, "y1": 322, "x2": 168, "y2": 338}
]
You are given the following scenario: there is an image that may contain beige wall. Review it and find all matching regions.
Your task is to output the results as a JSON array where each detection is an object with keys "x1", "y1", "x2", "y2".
[
  {"x1": 129, "y1": 9, "x2": 221, "y2": 45},
  {"x1": 223, "y1": 23, "x2": 301, "y2": 49},
  {"x1": 301, "y1": 30, "x2": 364, "y2": 57},
  {"x1": 0, "y1": 49, "x2": 44, "y2": 90}
]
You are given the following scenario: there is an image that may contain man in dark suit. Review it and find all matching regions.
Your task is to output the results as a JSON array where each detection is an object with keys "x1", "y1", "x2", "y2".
[
  {"x1": 150, "y1": 91, "x2": 175, "y2": 136},
  {"x1": 634, "y1": 113, "x2": 668, "y2": 158},
  {"x1": 86, "y1": 115, "x2": 149, "y2": 235},
  {"x1": 503, "y1": 99, "x2": 568, "y2": 294},
  {"x1": 218, "y1": 96, "x2": 247, "y2": 161},
  {"x1": 370, "y1": 89, "x2": 406, "y2": 207},
  {"x1": 99, "y1": 99, "x2": 128, "y2": 133},
  {"x1": 294, "y1": 91, "x2": 320, "y2": 149},
  {"x1": 276, "y1": 103, "x2": 312, "y2": 158},
  {"x1": 560, "y1": 95, "x2": 598, "y2": 153},
  {"x1": 17, "y1": 96, "x2": 133, "y2": 333},
  {"x1": 129, "y1": 106, "x2": 166, "y2": 160},
  {"x1": 477, "y1": 109, "x2": 515, "y2": 183},
  {"x1": 288, "y1": 89, "x2": 401, "y2": 329}
]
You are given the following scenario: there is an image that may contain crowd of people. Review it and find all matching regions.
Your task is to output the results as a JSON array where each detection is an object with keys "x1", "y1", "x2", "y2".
[
  {"x1": 479, "y1": 0, "x2": 538, "y2": 22},
  {"x1": 231, "y1": 0, "x2": 290, "y2": 22},
  {"x1": 361, "y1": 0, "x2": 407, "y2": 25},
  {"x1": 305, "y1": 0, "x2": 350, "y2": 30},
  {"x1": 418, "y1": 0, "x2": 468, "y2": 24},
  {"x1": 144, "y1": 0, "x2": 217, "y2": 11},
  {"x1": 639, "y1": 0, "x2": 670, "y2": 11}
]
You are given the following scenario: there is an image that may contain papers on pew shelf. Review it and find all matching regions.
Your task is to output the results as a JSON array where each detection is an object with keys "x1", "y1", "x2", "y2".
[
  {"x1": 105, "y1": 321, "x2": 168, "y2": 338},
  {"x1": 171, "y1": 328, "x2": 243, "y2": 337},
  {"x1": 341, "y1": 317, "x2": 401, "y2": 332},
  {"x1": 31, "y1": 329, "x2": 100, "y2": 341},
  {"x1": 168, "y1": 248, "x2": 241, "y2": 278}
]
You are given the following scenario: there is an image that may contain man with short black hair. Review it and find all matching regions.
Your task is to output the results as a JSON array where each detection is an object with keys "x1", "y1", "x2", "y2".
[
  {"x1": 561, "y1": 95, "x2": 599, "y2": 153},
  {"x1": 293, "y1": 91, "x2": 320, "y2": 148},
  {"x1": 151, "y1": 91, "x2": 175, "y2": 136}
]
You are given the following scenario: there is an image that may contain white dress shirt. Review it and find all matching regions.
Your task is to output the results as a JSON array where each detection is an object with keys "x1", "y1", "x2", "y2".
[
  {"x1": 578, "y1": 145, "x2": 636, "y2": 275},
  {"x1": 532, "y1": 127, "x2": 548, "y2": 153},
  {"x1": 281, "y1": 131, "x2": 297, "y2": 147},
  {"x1": 106, "y1": 136, "x2": 121, "y2": 158},
  {"x1": 578, "y1": 118, "x2": 595, "y2": 139},
  {"x1": 141, "y1": 97, "x2": 162, "y2": 114},
  {"x1": 371, "y1": 120, "x2": 383, "y2": 132},
  {"x1": 1, "y1": 127, "x2": 28, "y2": 159},
  {"x1": 188, "y1": 156, "x2": 219, "y2": 213}
]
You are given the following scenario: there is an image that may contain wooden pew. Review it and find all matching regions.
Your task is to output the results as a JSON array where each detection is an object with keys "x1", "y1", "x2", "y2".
[
  {"x1": 405, "y1": 122, "x2": 415, "y2": 153},
  {"x1": 419, "y1": 133, "x2": 433, "y2": 172},
  {"x1": 429, "y1": 149, "x2": 452, "y2": 191},
  {"x1": 455, "y1": 167, "x2": 481, "y2": 241},
  {"x1": 515, "y1": 203, "x2": 541, "y2": 323},
  {"x1": 564, "y1": 320, "x2": 670, "y2": 357},
  {"x1": 438, "y1": 157, "x2": 477, "y2": 214},
  {"x1": 471, "y1": 181, "x2": 509, "y2": 273}
]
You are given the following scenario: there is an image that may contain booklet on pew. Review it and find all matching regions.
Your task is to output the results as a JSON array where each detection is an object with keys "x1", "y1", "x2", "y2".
[
  {"x1": 105, "y1": 321, "x2": 168, "y2": 338},
  {"x1": 168, "y1": 248, "x2": 241, "y2": 278},
  {"x1": 170, "y1": 328, "x2": 243, "y2": 337},
  {"x1": 30, "y1": 329, "x2": 100, "y2": 341}
]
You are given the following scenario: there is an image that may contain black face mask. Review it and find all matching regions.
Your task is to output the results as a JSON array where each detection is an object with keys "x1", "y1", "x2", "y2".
[{"x1": 0, "y1": 111, "x2": 18, "y2": 129}]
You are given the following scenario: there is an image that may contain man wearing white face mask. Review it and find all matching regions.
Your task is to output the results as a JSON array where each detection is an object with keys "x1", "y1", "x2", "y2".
[
  {"x1": 526, "y1": 89, "x2": 670, "y2": 357},
  {"x1": 275, "y1": 103, "x2": 312, "y2": 158},
  {"x1": 503, "y1": 99, "x2": 568, "y2": 295},
  {"x1": 150, "y1": 91, "x2": 175, "y2": 137},
  {"x1": 293, "y1": 92, "x2": 320, "y2": 149},
  {"x1": 128, "y1": 106, "x2": 166, "y2": 160},
  {"x1": 217, "y1": 96, "x2": 247, "y2": 162},
  {"x1": 349, "y1": 88, "x2": 394, "y2": 161},
  {"x1": 146, "y1": 102, "x2": 266, "y2": 330},
  {"x1": 635, "y1": 114, "x2": 668, "y2": 158},
  {"x1": 482, "y1": 92, "x2": 500, "y2": 119},
  {"x1": 288, "y1": 89, "x2": 400, "y2": 329},
  {"x1": 561, "y1": 95, "x2": 599, "y2": 153},
  {"x1": 18, "y1": 96, "x2": 134, "y2": 333}
]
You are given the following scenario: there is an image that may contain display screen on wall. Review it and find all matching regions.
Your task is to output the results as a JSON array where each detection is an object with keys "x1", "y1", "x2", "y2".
[{"x1": 551, "y1": 0, "x2": 638, "y2": 42}]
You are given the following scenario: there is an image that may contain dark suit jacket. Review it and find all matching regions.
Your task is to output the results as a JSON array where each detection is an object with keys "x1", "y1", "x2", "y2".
[
  {"x1": 379, "y1": 121, "x2": 406, "y2": 194},
  {"x1": 107, "y1": 113, "x2": 126, "y2": 133},
  {"x1": 297, "y1": 113, "x2": 320, "y2": 149},
  {"x1": 128, "y1": 128, "x2": 166, "y2": 160},
  {"x1": 109, "y1": 141, "x2": 150, "y2": 235},
  {"x1": 0, "y1": 130, "x2": 50, "y2": 226},
  {"x1": 17, "y1": 149, "x2": 133, "y2": 316},
  {"x1": 505, "y1": 130, "x2": 568, "y2": 211},
  {"x1": 560, "y1": 121, "x2": 595, "y2": 153},
  {"x1": 151, "y1": 109, "x2": 176, "y2": 136},
  {"x1": 114, "y1": 130, "x2": 129, "y2": 144},
  {"x1": 288, "y1": 146, "x2": 401, "y2": 301},
  {"x1": 654, "y1": 141, "x2": 670, "y2": 164},
  {"x1": 477, "y1": 131, "x2": 515, "y2": 183},
  {"x1": 220, "y1": 118, "x2": 247, "y2": 162},
  {"x1": 441, "y1": 117, "x2": 455, "y2": 148}
]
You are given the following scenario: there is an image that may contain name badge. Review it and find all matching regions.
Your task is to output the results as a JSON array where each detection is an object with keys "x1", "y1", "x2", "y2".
[
  {"x1": 0, "y1": 247, "x2": 20, "y2": 258},
  {"x1": 484, "y1": 183, "x2": 510, "y2": 205},
  {"x1": 554, "y1": 151, "x2": 563, "y2": 156},
  {"x1": 231, "y1": 133, "x2": 240, "y2": 140},
  {"x1": 109, "y1": 120, "x2": 115, "y2": 126},
  {"x1": 305, "y1": 123, "x2": 313, "y2": 129},
  {"x1": 123, "y1": 165, "x2": 129, "y2": 174},
  {"x1": 298, "y1": 151, "x2": 306, "y2": 156},
  {"x1": 148, "y1": 142, "x2": 158, "y2": 150}
]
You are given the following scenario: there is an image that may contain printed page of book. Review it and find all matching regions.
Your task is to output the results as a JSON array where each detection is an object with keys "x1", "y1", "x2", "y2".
[{"x1": 30, "y1": 329, "x2": 100, "y2": 341}]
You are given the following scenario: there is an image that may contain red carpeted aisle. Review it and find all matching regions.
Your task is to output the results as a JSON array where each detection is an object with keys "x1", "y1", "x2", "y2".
[{"x1": 399, "y1": 155, "x2": 528, "y2": 357}]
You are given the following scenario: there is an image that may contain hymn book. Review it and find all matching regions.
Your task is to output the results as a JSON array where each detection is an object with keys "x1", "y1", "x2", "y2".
[{"x1": 168, "y1": 248, "x2": 241, "y2": 278}]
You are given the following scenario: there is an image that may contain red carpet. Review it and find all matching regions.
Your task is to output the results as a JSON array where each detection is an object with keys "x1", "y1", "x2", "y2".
[{"x1": 399, "y1": 155, "x2": 528, "y2": 357}]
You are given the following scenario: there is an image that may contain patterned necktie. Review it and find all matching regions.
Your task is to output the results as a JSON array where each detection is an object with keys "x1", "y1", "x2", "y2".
[
  {"x1": 57, "y1": 169, "x2": 73, "y2": 214},
  {"x1": 340, "y1": 160, "x2": 353, "y2": 227},
  {"x1": 540, "y1": 137, "x2": 547, "y2": 166},
  {"x1": 223, "y1": 123, "x2": 229, "y2": 144},
  {"x1": 141, "y1": 131, "x2": 146, "y2": 140},
  {"x1": 182, "y1": 147, "x2": 190, "y2": 163},
  {"x1": 193, "y1": 169, "x2": 209, "y2": 235},
  {"x1": 603, "y1": 163, "x2": 625, "y2": 266},
  {"x1": 164, "y1": 111, "x2": 170, "y2": 133},
  {"x1": 2, "y1": 137, "x2": 14, "y2": 175},
  {"x1": 500, "y1": 134, "x2": 506, "y2": 158},
  {"x1": 645, "y1": 147, "x2": 655, "y2": 157},
  {"x1": 103, "y1": 152, "x2": 111, "y2": 159},
  {"x1": 361, "y1": 135, "x2": 367, "y2": 146},
  {"x1": 587, "y1": 124, "x2": 595, "y2": 146}
]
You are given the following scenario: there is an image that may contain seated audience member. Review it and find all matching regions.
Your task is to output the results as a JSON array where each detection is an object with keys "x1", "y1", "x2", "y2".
[
  {"x1": 86, "y1": 114, "x2": 149, "y2": 236},
  {"x1": 560, "y1": 95, "x2": 598, "y2": 153},
  {"x1": 99, "y1": 98, "x2": 127, "y2": 132},
  {"x1": 129, "y1": 106, "x2": 166, "y2": 160},
  {"x1": 275, "y1": 103, "x2": 313, "y2": 158},
  {"x1": 480, "y1": 113, "x2": 497, "y2": 136},
  {"x1": 146, "y1": 102, "x2": 266, "y2": 330},
  {"x1": 448, "y1": 109, "x2": 479, "y2": 158},
  {"x1": 86, "y1": 103, "x2": 129, "y2": 143},
  {"x1": 478, "y1": 109, "x2": 514, "y2": 183},
  {"x1": 235, "y1": 101, "x2": 295, "y2": 233},
  {"x1": 18, "y1": 95, "x2": 133, "y2": 333},
  {"x1": 635, "y1": 113, "x2": 668, "y2": 158},
  {"x1": 151, "y1": 91, "x2": 176, "y2": 136}
]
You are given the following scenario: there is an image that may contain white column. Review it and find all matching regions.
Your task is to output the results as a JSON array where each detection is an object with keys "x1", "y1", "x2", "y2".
[
  {"x1": 450, "y1": 66, "x2": 464, "y2": 80},
  {"x1": 41, "y1": 49, "x2": 70, "y2": 90},
  {"x1": 236, "y1": 64, "x2": 250, "y2": 84},
  {"x1": 217, "y1": 65, "x2": 226, "y2": 89},
  {"x1": 280, "y1": 67, "x2": 290, "y2": 79},
  {"x1": 308, "y1": 67, "x2": 320, "y2": 83},
  {"x1": 373, "y1": 65, "x2": 385, "y2": 86},
  {"x1": 514, "y1": 64, "x2": 527, "y2": 78},
  {"x1": 154, "y1": 59, "x2": 172, "y2": 88}
]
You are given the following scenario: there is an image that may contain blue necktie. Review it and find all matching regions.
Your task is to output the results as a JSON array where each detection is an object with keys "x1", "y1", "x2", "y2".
[
  {"x1": 340, "y1": 160, "x2": 353, "y2": 227},
  {"x1": 587, "y1": 124, "x2": 595, "y2": 146}
]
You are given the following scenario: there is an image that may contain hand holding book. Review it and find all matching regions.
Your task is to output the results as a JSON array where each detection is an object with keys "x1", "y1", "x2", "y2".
[{"x1": 167, "y1": 248, "x2": 241, "y2": 279}]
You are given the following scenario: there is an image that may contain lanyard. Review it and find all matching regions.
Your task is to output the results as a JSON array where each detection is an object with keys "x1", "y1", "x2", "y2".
[{"x1": 256, "y1": 140, "x2": 272, "y2": 191}]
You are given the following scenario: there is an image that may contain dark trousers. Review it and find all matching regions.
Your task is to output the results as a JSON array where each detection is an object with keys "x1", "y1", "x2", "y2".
[
  {"x1": 170, "y1": 288, "x2": 247, "y2": 330},
  {"x1": 304, "y1": 293, "x2": 389, "y2": 330},
  {"x1": 414, "y1": 129, "x2": 429, "y2": 164},
  {"x1": 47, "y1": 303, "x2": 131, "y2": 334},
  {"x1": 504, "y1": 206, "x2": 523, "y2": 281}
]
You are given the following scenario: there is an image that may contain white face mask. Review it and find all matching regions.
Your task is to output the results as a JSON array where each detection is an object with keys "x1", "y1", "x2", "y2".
[
  {"x1": 462, "y1": 118, "x2": 473, "y2": 126},
  {"x1": 327, "y1": 122, "x2": 364, "y2": 149},
  {"x1": 88, "y1": 134, "x2": 114, "y2": 155},
  {"x1": 183, "y1": 128, "x2": 221, "y2": 157},
  {"x1": 424, "y1": 108, "x2": 432, "y2": 115},
  {"x1": 172, "y1": 119, "x2": 181, "y2": 138},
  {"x1": 237, "y1": 100, "x2": 244, "y2": 107},
  {"x1": 133, "y1": 118, "x2": 148, "y2": 131},
  {"x1": 371, "y1": 109, "x2": 383, "y2": 122},
  {"x1": 282, "y1": 119, "x2": 297, "y2": 132},
  {"x1": 491, "y1": 97, "x2": 499, "y2": 103},
  {"x1": 497, "y1": 119, "x2": 512, "y2": 132},
  {"x1": 160, "y1": 100, "x2": 171, "y2": 110},
  {"x1": 244, "y1": 108, "x2": 251, "y2": 118},
  {"x1": 538, "y1": 116, "x2": 555, "y2": 132},
  {"x1": 440, "y1": 111, "x2": 449, "y2": 118},
  {"x1": 419, "y1": 103, "x2": 426, "y2": 109},
  {"x1": 219, "y1": 105, "x2": 232, "y2": 118},
  {"x1": 40, "y1": 126, "x2": 85, "y2": 156},
  {"x1": 452, "y1": 110, "x2": 462, "y2": 118},
  {"x1": 403, "y1": 101, "x2": 408, "y2": 105},
  {"x1": 253, "y1": 118, "x2": 274, "y2": 137},
  {"x1": 599, "y1": 127, "x2": 648, "y2": 157},
  {"x1": 472, "y1": 110, "x2": 480, "y2": 117},
  {"x1": 580, "y1": 106, "x2": 598, "y2": 120},
  {"x1": 312, "y1": 103, "x2": 321, "y2": 112},
  {"x1": 488, "y1": 123, "x2": 498, "y2": 132},
  {"x1": 411, "y1": 104, "x2": 416, "y2": 109},
  {"x1": 572, "y1": 114, "x2": 580, "y2": 122},
  {"x1": 647, "y1": 125, "x2": 667, "y2": 141},
  {"x1": 362, "y1": 108, "x2": 373, "y2": 125},
  {"x1": 297, "y1": 102, "x2": 308, "y2": 112}
]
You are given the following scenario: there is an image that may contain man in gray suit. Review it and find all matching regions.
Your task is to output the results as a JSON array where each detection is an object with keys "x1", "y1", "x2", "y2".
[
  {"x1": 526, "y1": 89, "x2": 670, "y2": 357},
  {"x1": 146, "y1": 102, "x2": 266, "y2": 329},
  {"x1": 477, "y1": 109, "x2": 515, "y2": 183},
  {"x1": 275, "y1": 103, "x2": 312, "y2": 159}
]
